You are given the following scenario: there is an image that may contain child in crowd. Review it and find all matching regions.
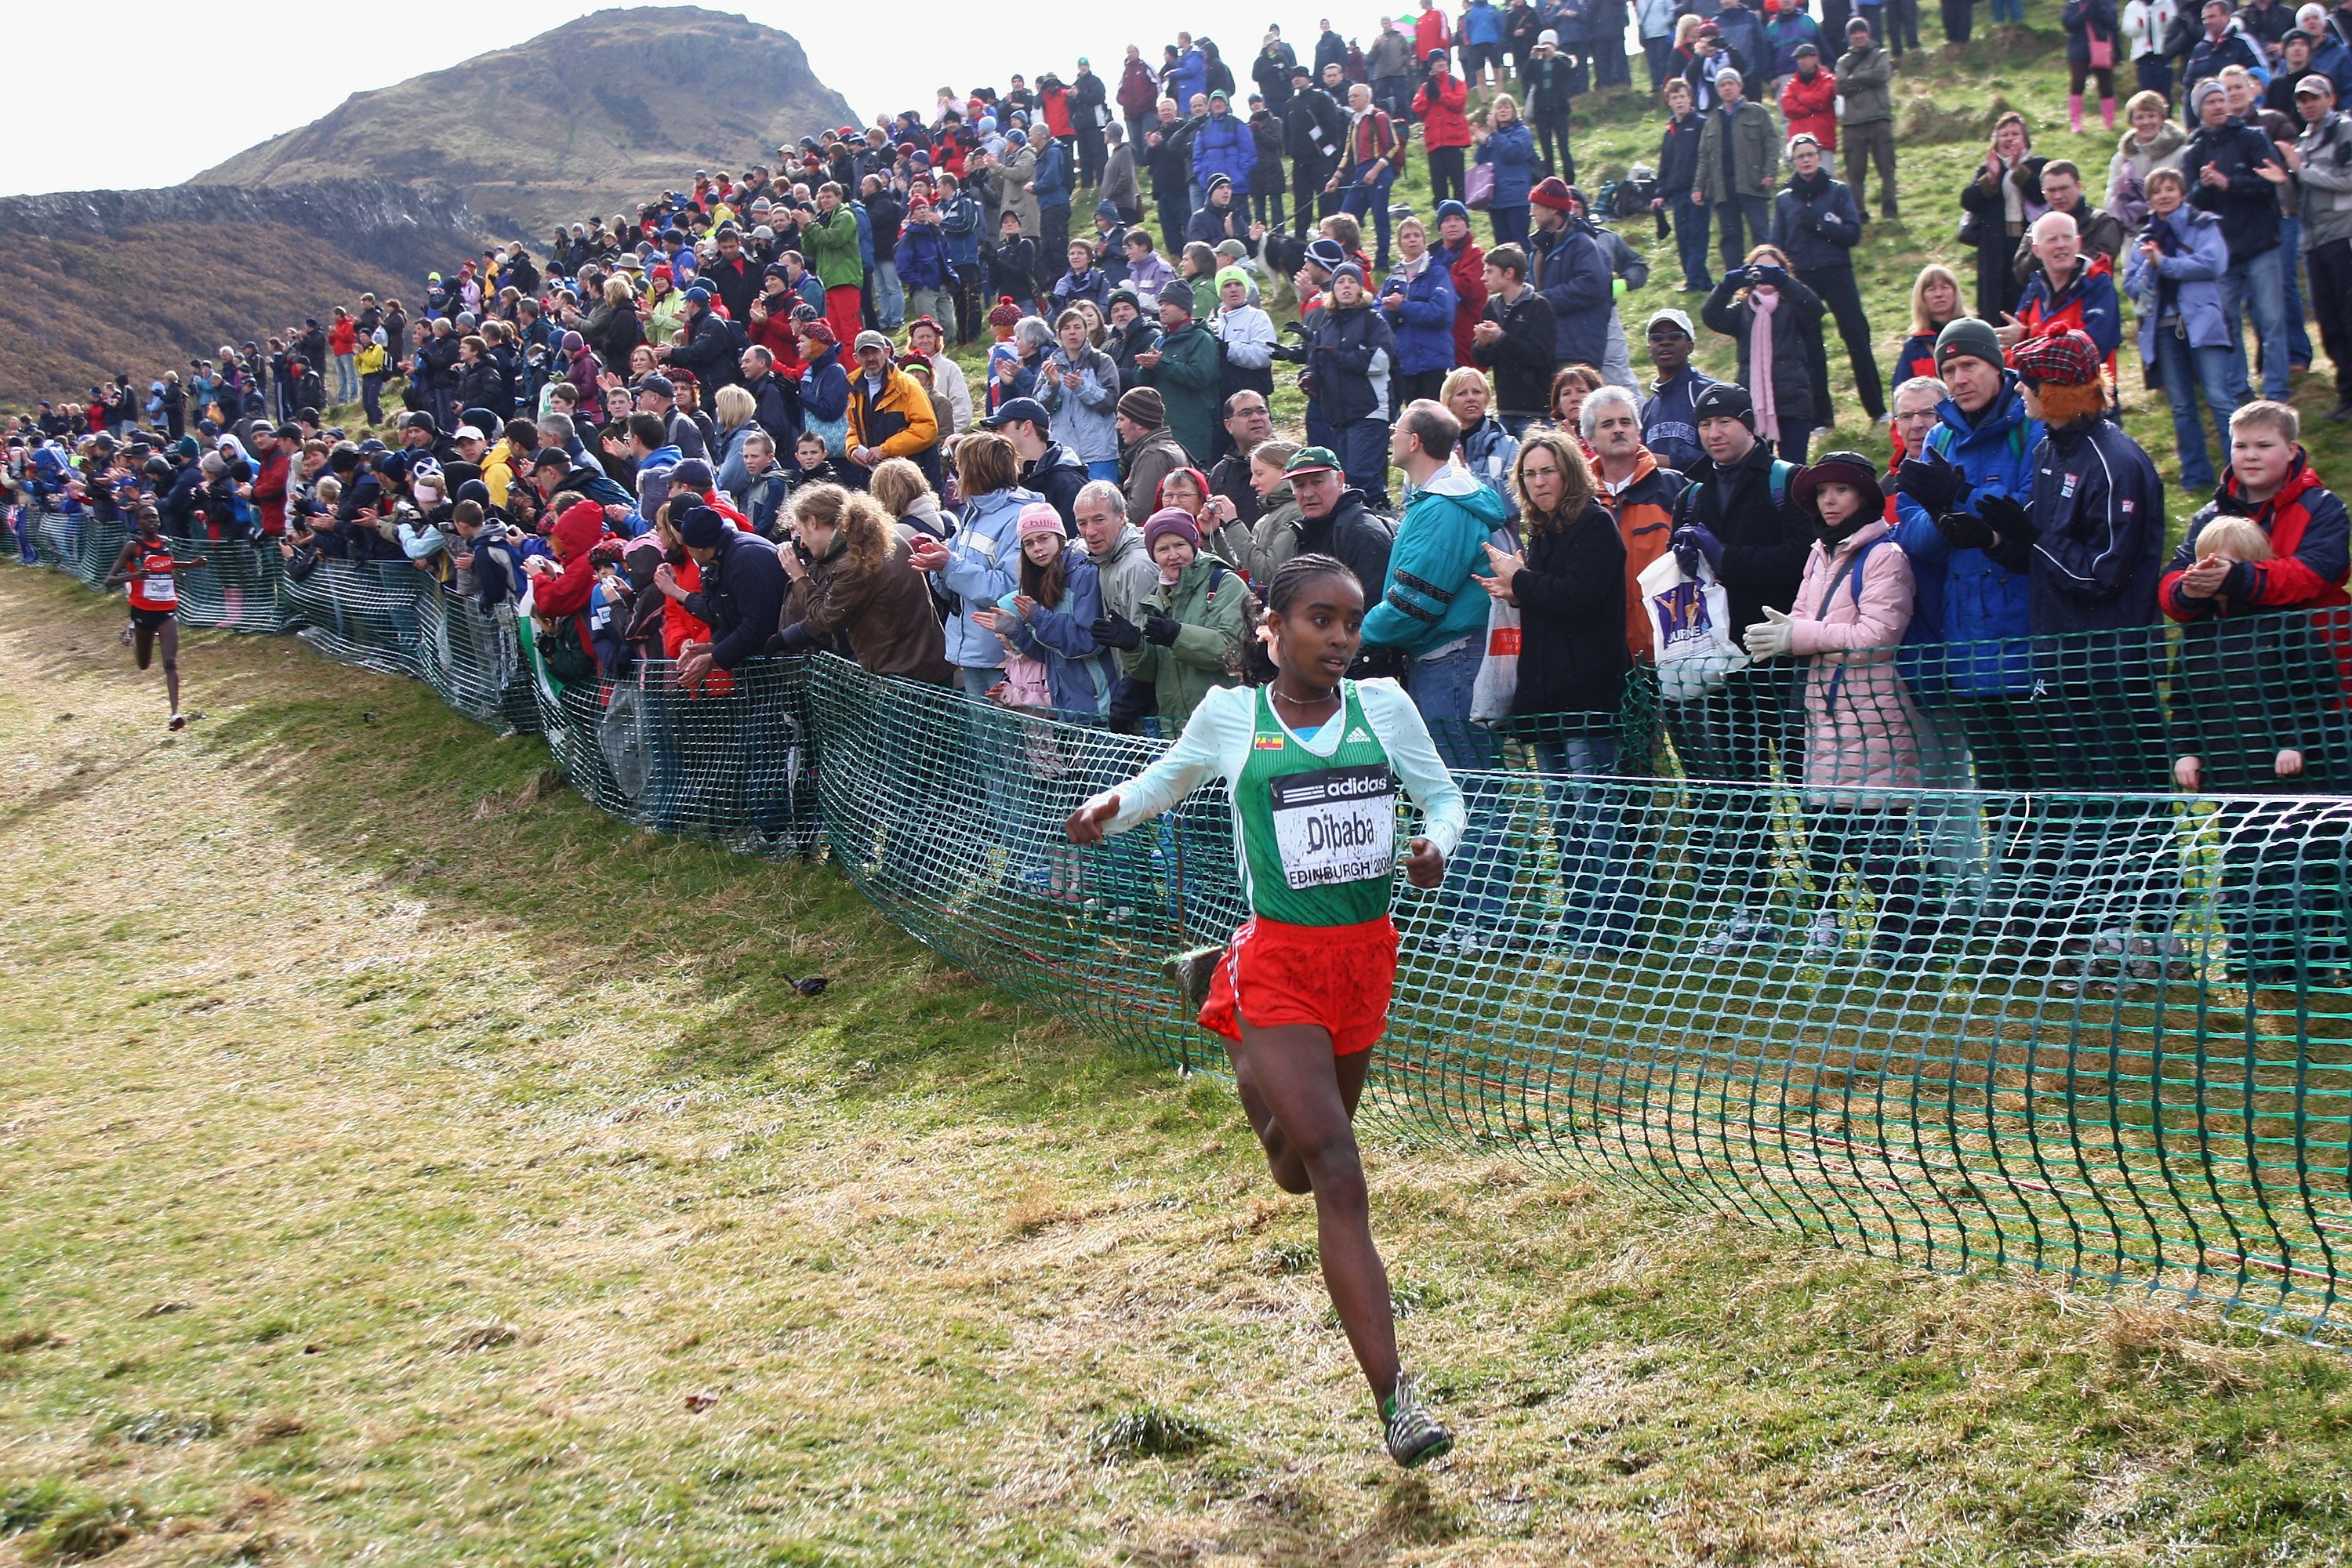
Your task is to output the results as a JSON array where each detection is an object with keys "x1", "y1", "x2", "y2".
[{"x1": 1744, "y1": 451, "x2": 1933, "y2": 964}]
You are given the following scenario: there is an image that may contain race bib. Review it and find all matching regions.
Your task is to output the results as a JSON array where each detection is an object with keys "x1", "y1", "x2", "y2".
[
  {"x1": 1269, "y1": 764, "x2": 1396, "y2": 890},
  {"x1": 142, "y1": 567, "x2": 177, "y2": 604}
]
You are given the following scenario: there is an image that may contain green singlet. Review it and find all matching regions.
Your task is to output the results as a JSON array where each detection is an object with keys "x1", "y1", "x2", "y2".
[{"x1": 1236, "y1": 681, "x2": 1400, "y2": 927}]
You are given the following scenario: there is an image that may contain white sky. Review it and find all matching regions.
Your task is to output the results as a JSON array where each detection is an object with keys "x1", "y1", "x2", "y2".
[{"x1": 3, "y1": 1, "x2": 1399, "y2": 198}]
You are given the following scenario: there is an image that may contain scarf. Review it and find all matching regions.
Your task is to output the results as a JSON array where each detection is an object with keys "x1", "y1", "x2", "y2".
[{"x1": 1748, "y1": 286, "x2": 1780, "y2": 444}]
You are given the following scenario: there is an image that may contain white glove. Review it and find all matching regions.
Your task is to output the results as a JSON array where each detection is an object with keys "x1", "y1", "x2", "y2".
[{"x1": 1742, "y1": 606, "x2": 1793, "y2": 660}]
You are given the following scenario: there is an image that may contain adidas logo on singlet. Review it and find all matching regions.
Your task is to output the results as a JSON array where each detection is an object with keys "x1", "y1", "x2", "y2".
[{"x1": 1346, "y1": 728, "x2": 1370, "y2": 743}]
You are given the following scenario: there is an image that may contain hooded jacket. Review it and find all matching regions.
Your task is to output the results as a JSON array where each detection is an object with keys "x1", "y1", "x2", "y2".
[
  {"x1": 1528, "y1": 216, "x2": 1616, "y2": 367},
  {"x1": 678, "y1": 525, "x2": 789, "y2": 671},
  {"x1": 2120, "y1": 201, "x2": 2230, "y2": 361},
  {"x1": 935, "y1": 483, "x2": 1044, "y2": 667},
  {"x1": 1302, "y1": 297, "x2": 1399, "y2": 429},
  {"x1": 1123, "y1": 550, "x2": 1250, "y2": 724},
  {"x1": 1363, "y1": 463, "x2": 1512, "y2": 656},
  {"x1": 1190, "y1": 110, "x2": 1259, "y2": 192}
]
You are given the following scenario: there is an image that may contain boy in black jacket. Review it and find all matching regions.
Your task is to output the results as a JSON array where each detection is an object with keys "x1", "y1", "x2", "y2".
[{"x1": 1469, "y1": 244, "x2": 1559, "y2": 433}]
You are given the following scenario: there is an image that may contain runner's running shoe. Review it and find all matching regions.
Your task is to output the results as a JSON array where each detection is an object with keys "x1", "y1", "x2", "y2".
[{"x1": 1383, "y1": 1371, "x2": 1454, "y2": 1468}]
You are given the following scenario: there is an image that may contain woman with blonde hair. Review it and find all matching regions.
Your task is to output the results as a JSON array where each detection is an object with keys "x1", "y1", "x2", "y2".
[
  {"x1": 867, "y1": 456, "x2": 951, "y2": 540},
  {"x1": 772, "y1": 483, "x2": 953, "y2": 683},
  {"x1": 1479, "y1": 427, "x2": 1638, "y2": 948},
  {"x1": 1700, "y1": 242, "x2": 1826, "y2": 463},
  {"x1": 583, "y1": 271, "x2": 645, "y2": 375},
  {"x1": 1893, "y1": 263, "x2": 1966, "y2": 389},
  {"x1": 709, "y1": 384, "x2": 759, "y2": 491}
]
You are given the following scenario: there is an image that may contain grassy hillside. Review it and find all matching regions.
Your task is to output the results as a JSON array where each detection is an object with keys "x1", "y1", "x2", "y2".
[{"x1": 6, "y1": 549, "x2": 2352, "y2": 1565}]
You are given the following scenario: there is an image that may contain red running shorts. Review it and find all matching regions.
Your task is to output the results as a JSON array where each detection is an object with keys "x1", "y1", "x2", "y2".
[{"x1": 1199, "y1": 913, "x2": 1399, "y2": 1057}]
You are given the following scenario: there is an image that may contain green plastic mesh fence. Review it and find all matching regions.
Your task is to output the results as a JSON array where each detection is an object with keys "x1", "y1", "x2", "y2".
[
  {"x1": 798, "y1": 655, "x2": 2352, "y2": 1347},
  {"x1": 169, "y1": 539, "x2": 292, "y2": 636},
  {"x1": 13, "y1": 504, "x2": 2352, "y2": 1341},
  {"x1": 524, "y1": 649, "x2": 820, "y2": 854}
]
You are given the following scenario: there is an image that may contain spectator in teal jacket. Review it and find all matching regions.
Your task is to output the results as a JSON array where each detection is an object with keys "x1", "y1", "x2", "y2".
[{"x1": 1364, "y1": 398, "x2": 1514, "y2": 951}]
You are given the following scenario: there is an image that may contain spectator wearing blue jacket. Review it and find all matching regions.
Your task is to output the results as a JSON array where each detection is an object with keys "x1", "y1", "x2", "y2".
[
  {"x1": 909, "y1": 432, "x2": 1044, "y2": 691},
  {"x1": 895, "y1": 202, "x2": 957, "y2": 339},
  {"x1": 2119, "y1": 166, "x2": 2234, "y2": 492},
  {"x1": 1527, "y1": 176, "x2": 1617, "y2": 367},
  {"x1": 1708, "y1": 0, "x2": 1774, "y2": 93},
  {"x1": 1460, "y1": 0, "x2": 1509, "y2": 88},
  {"x1": 938, "y1": 176, "x2": 987, "y2": 345},
  {"x1": 1170, "y1": 41, "x2": 1209, "y2": 111},
  {"x1": 1472, "y1": 99, "x2": 1539, "y2": 249},
  {"x1": 1888, "y1": 318, "x2": 2041, "y2": 786},
  {"x1": 1033, "y1": 135, "x2": 1074, "y2": 262},
  {"x1": 1765, "y1": 5, "x2": 1824, "y2": 77},
  {"x1": 1380, "y1": 216, "x2": 1462, "y2": 407},
  {"x1": 1189, "y1": 93, "x2": 1258, "y2": 205}
]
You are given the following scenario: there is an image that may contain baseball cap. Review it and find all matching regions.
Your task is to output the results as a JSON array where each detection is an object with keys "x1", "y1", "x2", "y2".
[
  {"x1": 1646, "y1": 307, "x2": 1697, "y2": 339},
  {"x1": 1285, "y1": 446, "x2": 1341, "y2": 476},
  {"x1": 982, "y1": 396, "x2": 1052, "y2": 428},
  {"x1": 2299, "y1": 72, "x2": 2338, "y2": 95}
]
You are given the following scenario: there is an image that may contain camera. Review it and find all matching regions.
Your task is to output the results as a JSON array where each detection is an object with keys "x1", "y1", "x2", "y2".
[{"x1": 1271, "y1": 318, "x2": 1310, "y2": 365}]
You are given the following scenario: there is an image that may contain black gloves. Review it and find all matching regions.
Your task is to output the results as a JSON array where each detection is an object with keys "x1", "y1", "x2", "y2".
[
  {"x1": 1933, "y1": 511, "x2": 1995, "y2": 551},
  {"x1": 1142, "y1": 612, "x2": 1181, "y2": 647},
  {"x1": 1089, "y1": 612, "x2": 1143, "y2": 652},
  {"x1": 1894, "y1": 451, "x2": 1969, "y2": 519},
  {"x1": 1976, "y1": 492, "x2": 2038, "y2": 545}
]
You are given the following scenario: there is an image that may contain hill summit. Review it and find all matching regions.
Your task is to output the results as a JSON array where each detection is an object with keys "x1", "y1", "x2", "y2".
[{"x1": 193, "y1": 7, "x2": 860, "y2": 234}]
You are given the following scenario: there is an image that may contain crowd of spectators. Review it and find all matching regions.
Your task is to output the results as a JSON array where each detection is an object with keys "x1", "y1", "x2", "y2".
[{"x1": 11, "y1": 0, "x2": 2352, "y2": 979}]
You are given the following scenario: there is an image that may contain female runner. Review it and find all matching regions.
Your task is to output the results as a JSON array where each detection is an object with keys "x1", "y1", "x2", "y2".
[
  {"x1": 104, "y1": 505, "x2": 205, "y2": 731},
  {"x1": 1065, "y1": 553, "x2": 1466, "y2": 1468}
]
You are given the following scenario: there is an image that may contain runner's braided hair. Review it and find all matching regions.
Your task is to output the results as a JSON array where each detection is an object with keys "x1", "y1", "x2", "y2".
[{"x1": 1240, "y1": 552, "x2": 1356, "y2": 685}]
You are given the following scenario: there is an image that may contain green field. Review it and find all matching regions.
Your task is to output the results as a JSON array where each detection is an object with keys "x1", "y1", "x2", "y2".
[{"x1": 15, "y1": 22, "x2": 2352, "y2": 1565}]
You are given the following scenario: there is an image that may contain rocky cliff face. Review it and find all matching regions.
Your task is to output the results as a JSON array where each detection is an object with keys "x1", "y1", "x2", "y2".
[
  {"x1": 0, "y1": 181, "x2": 484, "y2": 408},
  {"x1": 194, "y1": 7, "x2": 861, "y2": 234},
  {"x1": 0, "y1": 180, "x2": 484, "y2": 283}
]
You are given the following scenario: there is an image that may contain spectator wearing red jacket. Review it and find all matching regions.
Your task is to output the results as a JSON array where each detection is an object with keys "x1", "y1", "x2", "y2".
[
  {"x1": 1414, "y1": 0, "x2": 1454, "y2": 71},
  {"x1": 249, "y1": 423, "x2": 293, "y2": 537},
  {"x1": 1779, "y1": 48, "x2": 1838, "y2": 149},
  {"x1": 1414, "y1": 53, "x2": 1472, "y2": 204},
  {"x1": 1434, "y1": 201, "x2": 1488, "y2": 365},
  {"x1": 2162, "y1": 405, "x2": 2352, "y2": 626},
  {"x1": 327, "y1": 308, "x2": 359, "y2": 404}
]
